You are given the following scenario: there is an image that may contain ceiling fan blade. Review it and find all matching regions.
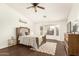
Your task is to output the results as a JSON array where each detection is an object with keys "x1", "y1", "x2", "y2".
[
  {"x1": 26, "y1": 6, "x2": 33, "y2": 9},
  {"x1": 37, "y1": 6, "x2": 45, "y2": 9}
]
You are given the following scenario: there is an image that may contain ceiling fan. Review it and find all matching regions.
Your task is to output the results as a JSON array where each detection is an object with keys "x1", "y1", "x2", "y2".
[{"x1": 26, "y1": 3, "x2": 45, "y2": 12}]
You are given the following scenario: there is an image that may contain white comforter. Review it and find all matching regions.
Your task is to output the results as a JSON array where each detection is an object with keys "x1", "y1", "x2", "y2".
[{"x1": 18, "y1": 35, "x2": 43, "y2": 49}]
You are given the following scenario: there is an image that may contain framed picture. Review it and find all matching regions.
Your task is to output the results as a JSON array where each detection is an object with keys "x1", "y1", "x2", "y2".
[
  {"x1": 72, "y1": 22, "x2": 79, "y2": 33},
  {"x1": 67, "y1": 21, "x2": 71, "y2": 33},
  {"x1": 56, "y1": 27, "x2": 59, "y2": 36}
]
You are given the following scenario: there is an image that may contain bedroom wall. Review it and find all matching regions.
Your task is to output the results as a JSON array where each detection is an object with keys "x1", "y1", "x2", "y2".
[
  {"x1": 33, "y1": 20, "x2": 66, "y2": 41},
  {"x1": 0, "y1": 4, "x2": 34, "y2": 49},
  {"x1": 67, "y1": 4, "x2": 79, "y2": 32},
  {"x1": 67, "y1": 4, "x2": 79, "y2": 22}
]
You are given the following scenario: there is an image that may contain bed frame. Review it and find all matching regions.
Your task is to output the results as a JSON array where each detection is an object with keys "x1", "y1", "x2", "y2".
[{"x1": 16, "y1": 27, "x2": 46, "y2": 48}]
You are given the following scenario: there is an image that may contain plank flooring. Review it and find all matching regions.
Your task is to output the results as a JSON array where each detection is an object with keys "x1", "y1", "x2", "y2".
[{"x1": 0, "y1": 39, "x2": 66, "y2": 56}]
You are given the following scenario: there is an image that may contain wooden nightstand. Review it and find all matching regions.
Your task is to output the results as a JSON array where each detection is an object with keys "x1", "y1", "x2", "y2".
[{"x1": 8, "y1": 37, "x2": 17, "y2": 47}]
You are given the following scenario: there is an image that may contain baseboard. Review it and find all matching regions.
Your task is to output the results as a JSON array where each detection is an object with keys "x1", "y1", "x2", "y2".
[{"x1": 0, "y1": 45, "x2": 8, "y2": 49}]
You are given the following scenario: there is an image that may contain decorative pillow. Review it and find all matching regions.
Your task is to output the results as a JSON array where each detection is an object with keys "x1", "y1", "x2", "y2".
[
  {"x1": 19, "y1": 33, "x2": 22, "y2": 36},
  {"x1": 25, "y1": 32, "x2": 29, "y2": 35}
]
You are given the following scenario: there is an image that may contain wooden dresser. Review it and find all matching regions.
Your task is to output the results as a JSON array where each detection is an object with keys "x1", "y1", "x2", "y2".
[{"x1": 64, "y1": 34, "x2": 79, "y2": 56}]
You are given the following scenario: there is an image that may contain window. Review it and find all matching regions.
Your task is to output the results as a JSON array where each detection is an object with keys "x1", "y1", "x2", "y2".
[
  {"x1": 47, "y1": 26, "x2": 55, "y2": 35},
  {"x1": 46, "y1": 25, "x2": 59, "y2": 36}
]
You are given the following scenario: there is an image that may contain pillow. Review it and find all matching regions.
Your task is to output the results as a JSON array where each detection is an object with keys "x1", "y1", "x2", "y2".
[
  {"x1": 25, "y1": 32, "x2": 28, "y2": 35},
  {"x1": 19, "y1": 33, "x2": 22, "y2": 36}
]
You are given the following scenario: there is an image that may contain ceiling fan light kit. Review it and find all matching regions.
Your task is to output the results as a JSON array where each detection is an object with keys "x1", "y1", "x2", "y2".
[{"x1": 27, "y1": 3, "x2": 45, "y2": 12}]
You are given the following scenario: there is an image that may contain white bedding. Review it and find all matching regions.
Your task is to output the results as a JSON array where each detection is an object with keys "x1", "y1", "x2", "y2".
[
  {"x1": 18, "y1": 35, "x2": 43, "y2": 49},
  {"x1": 26, "y1": 35, "x2": 43, "y2": 45}
]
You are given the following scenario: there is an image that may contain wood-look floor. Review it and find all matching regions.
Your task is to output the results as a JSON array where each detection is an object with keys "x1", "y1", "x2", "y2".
[{"x1": 0, "y1": 39, "x2": 66, "y2": 56}]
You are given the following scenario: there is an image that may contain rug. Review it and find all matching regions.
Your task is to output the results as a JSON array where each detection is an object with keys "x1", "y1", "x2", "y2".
[{"x1": 36, "y1": 42, "x2": 57, "y2": 55}]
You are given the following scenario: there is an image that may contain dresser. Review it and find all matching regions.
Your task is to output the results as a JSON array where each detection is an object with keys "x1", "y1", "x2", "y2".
[{"x1": 64, "y1": 34, "x2": 79, "y2": 56}]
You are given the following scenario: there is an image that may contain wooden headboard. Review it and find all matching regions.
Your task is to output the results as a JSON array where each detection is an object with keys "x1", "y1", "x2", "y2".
[{"x1": 16, "y1": 27, "x2": 30, "y2": 44}]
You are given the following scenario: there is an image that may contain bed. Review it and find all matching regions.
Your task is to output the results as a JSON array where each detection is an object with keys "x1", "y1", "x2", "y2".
[{"x1": 16, "y1": 27, "x2": 45, "y2": 49}]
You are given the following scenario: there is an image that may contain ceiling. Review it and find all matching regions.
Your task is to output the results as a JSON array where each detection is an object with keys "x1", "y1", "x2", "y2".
[{"x1": 6, "y1": 3, "x2": 72, "y2": 23}]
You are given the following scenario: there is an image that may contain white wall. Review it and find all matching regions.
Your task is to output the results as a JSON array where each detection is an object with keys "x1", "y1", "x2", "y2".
[
  {"x1": 67, "y1": 4, "x2": 79, "y2": 33},
  {"x1": 0, "y1": 4, "x2": 34, "y2": 49},
  {"x1": 33, "y1": 20, "x2": 66, "y2": 41},
  {"x1": 68, "y1": 4, "x2": 79, "y2": 22}
]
